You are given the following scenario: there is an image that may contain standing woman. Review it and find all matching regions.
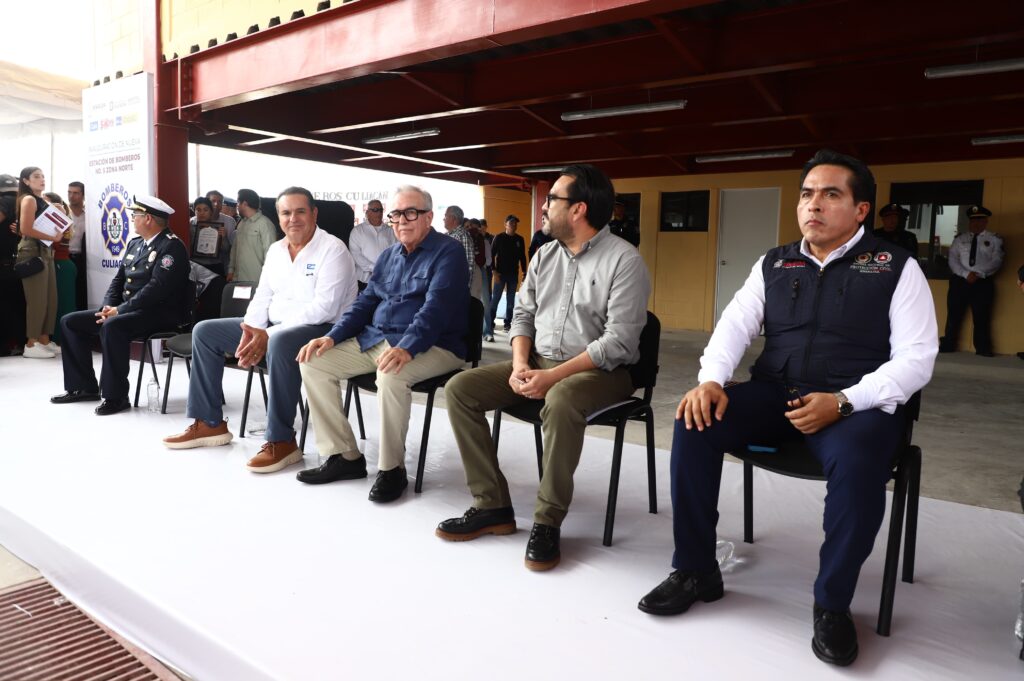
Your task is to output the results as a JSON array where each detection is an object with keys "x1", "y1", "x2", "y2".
[
  {"x1": 45, "y1": 192, "x2": 76, "y2": 346},
  {"x1": 15, "y1": 167, "x2": 58, "y2": 358}
]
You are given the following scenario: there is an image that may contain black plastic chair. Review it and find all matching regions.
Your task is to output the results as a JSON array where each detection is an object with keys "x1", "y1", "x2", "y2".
[
  {"x1": 132, "y1": 280, "x2": 197, "y2": 408},
  {"x1": 160, "y1": 281, "x2": 258, "y2": 414},
  {"x1": 304, "y1": 298, "x2": 484, "y2": 492},
  {"x1": 490, "y1": 311, "x2": 661, "y2": 547},
  {"x1": 731, "y1": 390, "x2": 923, "y2": 637}
]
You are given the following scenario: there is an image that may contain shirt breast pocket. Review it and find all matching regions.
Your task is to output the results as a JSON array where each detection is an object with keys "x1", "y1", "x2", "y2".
[{"x1": 407, "y1": 271, "x2": 430, "y2": 296}]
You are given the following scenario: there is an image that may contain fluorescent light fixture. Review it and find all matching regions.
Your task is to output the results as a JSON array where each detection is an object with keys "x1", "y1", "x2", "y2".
[
  {"x1": 695, "y1": 149, "x2": 795, "y2": 163},
  {"x1": 422, "y1": 169, "x2": 465, "y2": 175},
  {"x1": 521, "y1": 166, "x2": 566, "y2": 174},
  {"x1": 971, "y1": 134, "x2": 1024, "y2": 146},
  {"x1": 239, "y1": 135, "x2": 284, "y2": 146},
  {"x1": 361, "y1": 128, "x2": 440, "y2": 144},
  {"x1": 924, "y1": 57, "x2": 1024, "y2": 79},
  {"x1": 561, "y1": 99, "x2": 687, "y2": 122},
  {"x1": 340, "y1": 155, "x2": 386, "y2": 162}
]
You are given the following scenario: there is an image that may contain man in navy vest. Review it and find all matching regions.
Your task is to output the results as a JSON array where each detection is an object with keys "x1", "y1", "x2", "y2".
[{"x1": 638, "y1": 150, "x2": 938, "y2": 667}]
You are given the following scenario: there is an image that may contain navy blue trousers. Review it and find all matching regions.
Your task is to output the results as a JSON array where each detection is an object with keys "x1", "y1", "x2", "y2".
[{"x1": 669, "y1": 380, "x2": 905, "y2": 611}]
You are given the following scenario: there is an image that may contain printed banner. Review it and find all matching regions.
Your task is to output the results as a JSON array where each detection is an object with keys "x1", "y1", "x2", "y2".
[{"x1": 81, "y1": 73, "x2": 154, "y2": 307}]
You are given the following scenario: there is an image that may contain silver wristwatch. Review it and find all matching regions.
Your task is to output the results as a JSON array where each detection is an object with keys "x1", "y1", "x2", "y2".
[{"x1": 834, "y1": 391, "x2": 854, "y2": 417}]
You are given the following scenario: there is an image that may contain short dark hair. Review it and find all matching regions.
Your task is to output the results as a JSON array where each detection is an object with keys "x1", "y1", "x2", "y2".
[
  {"x1": 800, "y1": 149, "x2": 875, "y2": 205},
  {"x1": 276, "y1": 186, "x2": 316, "y2": 210},
  {"x1": 68, "y1": 181, "x2": 84, "y2": 192},
  {"x1": 193, "y1": 196, "x2": 213, "y2": 211},
  {"x1": 560, "y1": 163, "x2": 615, "y2": 229},
  {"x1": 205, "y1": 189, "x2": 223, "y2": 200},
  {"x1": 237, "y1": 188, "x2": 260, "y2": 210}
]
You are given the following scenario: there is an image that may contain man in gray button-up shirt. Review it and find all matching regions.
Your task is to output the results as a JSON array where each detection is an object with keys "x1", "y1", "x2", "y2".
[{"x1": 438, "y1": 164, "x2": 651, "y2": 571}]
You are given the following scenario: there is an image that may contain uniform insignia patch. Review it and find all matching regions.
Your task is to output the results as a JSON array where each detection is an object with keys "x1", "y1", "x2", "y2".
[
  {"x1": 773, "y1": 259, "x2": 784, "y2": 268},
  {"x1": 160, "y1": 254, "x2": 175, "y2": 270},
  {"x1": 983, "y1": 240, "x2": 990, "y2": 247},
  {"x1": 874, "y1": 252, "x2": 892, "y2": 264},
  {"x1": 148, "y1": 251, "x2": 157, "y2": 262},
  {"x1": 856, "y1": 253, "x2": 872, "y2": 264}
]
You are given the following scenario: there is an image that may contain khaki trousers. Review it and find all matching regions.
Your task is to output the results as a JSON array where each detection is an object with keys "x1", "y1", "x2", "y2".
[
  {"x1": 17, "y1": 242, "x2": 56, "y2": 338},
  {"x1": 300, "y1": 339, "x2": 464, "y2": 471},
  {"x1": 444, "y1": 357, "x2": 633, "y2": 527}
]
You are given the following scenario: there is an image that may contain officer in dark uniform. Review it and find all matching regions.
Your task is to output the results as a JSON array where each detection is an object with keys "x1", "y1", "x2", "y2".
[
  {"x1": 608, "y1": 198, "x2": 640, "y2": 247},
  {"x1": 51, "y1": 195, "x2": 190, "y2": 415},
  {"x1": 873, "y1": 203, "x2": 917, "y2": 256}
]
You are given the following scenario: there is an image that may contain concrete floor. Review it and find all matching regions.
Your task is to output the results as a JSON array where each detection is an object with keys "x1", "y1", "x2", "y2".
[{"x1": 3, "y1": 328, "x2": 1021, "y2": 590}]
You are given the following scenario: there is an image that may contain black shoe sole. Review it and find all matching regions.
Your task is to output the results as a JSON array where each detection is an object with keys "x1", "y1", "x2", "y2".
[
  {"x1": 435, "y1": 522, "x2": 517, "y2": 542},
  {"x1": 637, "y1": 583, "x2": 724, "y2": 616},
  {"x1": 524, "y1": 554, "x2": 561, "y2": 571},
  {"x1": 51, "y1": 393, "x2": 100, "y2": 404},
  {"x1": 812, "y1": 638, "x2": 858, "y2": 667},
  {"x1": 296, "y1": 469, "x2": 367, "y2": 485},
  {"x1": 95, "y1": 403, "x2": 131, "y2": 416}
]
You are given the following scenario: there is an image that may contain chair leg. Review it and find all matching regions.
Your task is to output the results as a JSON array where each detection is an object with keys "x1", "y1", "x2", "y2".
[
  {"x1": 133, "y1": 339, "x2": 148, "y2": 408},
  {"x1": 148, "y1": 339, "x2": 161, "y2": 385},
  {"x1": 644, "y1": 409, "x2": 657, "y2": 514},
  {"x1": 185, "y1": 357, "x2": 191, "y2": 377},
  {"x1": 161, "y1": 355, "x2": 174, "y2": 414},
  {"x1": 877, "y1": 462, "x2": 910, "y2": 637},
  {"x1": 743, "y1": 462, "x2": 754, "y2": 544},
  {"x1": 343, "y1": 381, "x2": 352, "y2": 416},
  {"x1": 353, "y1": 387, "x2": 365, "y2": 440},
  {"x1": 415, "y1": 390, "x2": 437, "y2": 494},
  {"x1": 491, "y1": 410, "x2": 503, "y2": 451},
  {"x1": 603, "y1": 421, "x2": 627, "y2": 547},
  {"x1": 259, "y1": 370, "x2": 268, "y2": 408},
  {"x1": 240, "y1": 367, "x2": 255, "y2": 439},
  {"x1": 533, "y1": 424, "x2": 543, "y2": 482},
  {"x1": 902, "y1": 446, "x2": 921, "y2": 584},
  {"x1": 299, "y1": 400, "x2": 309, "y2": 451}
]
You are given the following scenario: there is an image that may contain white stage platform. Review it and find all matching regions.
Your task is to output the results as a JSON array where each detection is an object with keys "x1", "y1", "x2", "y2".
[{"x1": 0, "y1": 355, "x2": 1021, "y2": 680}]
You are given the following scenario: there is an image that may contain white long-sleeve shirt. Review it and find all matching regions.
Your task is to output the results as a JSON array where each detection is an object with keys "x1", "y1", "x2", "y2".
[
  {"x1": 947, "y1": 229, "x2": 1004, "y2": 279},
  {"x1": 348, "y1": 220, "x2": 397, "y2": 283},
  {"x1": 699, "y1": 227, "x2": 938, "y2": 414},
  {"x1": 243, "y1": 227, "x2": 357, "y2": 337}
]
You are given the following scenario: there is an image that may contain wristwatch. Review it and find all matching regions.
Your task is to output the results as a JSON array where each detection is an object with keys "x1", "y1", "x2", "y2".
[{"x1": 834, "y1": 392, "x2": 854, "y2": 417}]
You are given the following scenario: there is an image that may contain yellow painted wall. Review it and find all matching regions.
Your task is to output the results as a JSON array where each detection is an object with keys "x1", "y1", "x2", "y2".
[
  {"x1": 482, "y1": 186, "x2": 532, "y2": 237},
  {"x1": 616, "y1": 156, "x2": 1024, "y2": 355},
  {"x1": 91, "y1": 0, "x2": 143, "y2": 80}
]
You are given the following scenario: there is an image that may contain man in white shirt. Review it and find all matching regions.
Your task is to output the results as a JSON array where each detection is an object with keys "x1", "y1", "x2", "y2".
[
  {"x1": 348, "y1": 199, "x2": 396, "y2": 289},
  {"x1": 67, "y1": 181, "x2": 87, "y2": 309},
  {"x1": 637, "y1": 150, "x2": 938, "y2": 668},
  {"x1": 163, "y1": 187, "x2": 358, "y2": 474},
  {"x1": 939, "y1": 205, "x2": 1004, "y2": 356}
]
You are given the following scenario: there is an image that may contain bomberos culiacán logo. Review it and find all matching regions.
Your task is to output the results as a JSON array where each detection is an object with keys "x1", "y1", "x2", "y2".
[{"x1": 99, "y1": 183, "x2": 130, "y2": 265}]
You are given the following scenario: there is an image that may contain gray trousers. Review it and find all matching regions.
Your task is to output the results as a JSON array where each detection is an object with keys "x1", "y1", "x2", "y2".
[
  {"x1": 187, "y1": 318, "x2": 329, "y2": 442},
  {"x1": 444, "y1": 358, "x2": 633, "y2": 526}
]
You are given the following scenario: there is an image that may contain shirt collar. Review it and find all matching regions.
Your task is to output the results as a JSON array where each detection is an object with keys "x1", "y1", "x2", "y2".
[
  {"x1": 556, "y1": 224, "x2": 608, "y2": 257},
  {"x1": 799, "y1": 225, "x2": 864, "y2": 267}
]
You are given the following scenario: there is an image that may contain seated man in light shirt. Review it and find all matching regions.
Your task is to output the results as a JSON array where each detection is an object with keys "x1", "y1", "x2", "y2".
[
  {"x1": 163, "y1": 186, "x2": 358, "y2": 474},
  {"x1": 436, "y1": 164, "x2": 651, "y2": 572},
  {"x1": 294, "y1": 184, "x2": 468, "y2": 503},
  {"x1": 348, "y1": 199, "x2": 397, "y2": 290}
]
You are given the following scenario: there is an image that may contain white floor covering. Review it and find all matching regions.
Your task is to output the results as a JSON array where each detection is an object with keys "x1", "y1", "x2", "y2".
[{"x1": 0, "y1": 354, "x2": 1021, "y2": 680}]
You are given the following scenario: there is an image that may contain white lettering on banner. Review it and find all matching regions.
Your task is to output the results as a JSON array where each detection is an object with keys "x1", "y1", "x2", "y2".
[{"x1": 82, "y1": 74, "x2": 155, "y2": 308}]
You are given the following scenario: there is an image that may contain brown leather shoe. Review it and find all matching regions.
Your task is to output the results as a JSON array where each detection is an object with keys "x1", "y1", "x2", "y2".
[
  {"x1": 246, "y1": 439, "x2": 303, "y2": 473},
  {"x1": 163, "y1": 419, "x2": 233, "y2": 449}
]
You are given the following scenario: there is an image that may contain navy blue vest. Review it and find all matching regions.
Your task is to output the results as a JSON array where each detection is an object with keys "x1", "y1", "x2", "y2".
[{"x1": 751, "y1": 233, "x2": 911, "y2": 390}]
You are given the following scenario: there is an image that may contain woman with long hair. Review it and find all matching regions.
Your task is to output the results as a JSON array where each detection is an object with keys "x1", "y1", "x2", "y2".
[
  {"x1": 15, "y1": 166, "x2": 58, "y2": 358},
  {"x1": 44, "y1": 192, "x2": 76, "y2": 345}
]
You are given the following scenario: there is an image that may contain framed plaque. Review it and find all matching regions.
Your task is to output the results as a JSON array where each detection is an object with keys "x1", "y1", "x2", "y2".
[{"x1": 192, "y1": 222, "x2": 222, "y2": 258}]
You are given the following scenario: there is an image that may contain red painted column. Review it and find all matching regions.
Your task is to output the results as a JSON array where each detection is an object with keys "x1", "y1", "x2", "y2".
[
  {"x1": 531, "y1": 180, "x2": 551, "y2": 236},
  {"x1": 144, "y1": 0, "x2": 190, "y2": 244}
]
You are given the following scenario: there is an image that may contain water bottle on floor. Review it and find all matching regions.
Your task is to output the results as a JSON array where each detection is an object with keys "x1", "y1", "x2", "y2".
[
  {"x1": 716, "y1": 539, "x2": 735, "y2": 566},
  {"x1": 146, "y1": 379, "x2": 161, "y2": 413}
]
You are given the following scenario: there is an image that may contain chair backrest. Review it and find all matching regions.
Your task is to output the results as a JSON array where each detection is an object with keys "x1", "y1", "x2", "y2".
[
  {"x1": 464, "y1": 297, "x2": 485, "y2": 367},
  {"x1": 220, "y1": 281, "x2": 258, "y2": 319},
  {"x1": 627, "y1": 311, "x2": 661, "y2": 402}
]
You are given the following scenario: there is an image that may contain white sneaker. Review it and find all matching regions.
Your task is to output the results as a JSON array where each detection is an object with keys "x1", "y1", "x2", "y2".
[
  {"x1": 44, "y1": 342, "x2": 60, "y2": 354},
  {"x1": 23, "y1": 344, "x2": 56, "y2": 359}
]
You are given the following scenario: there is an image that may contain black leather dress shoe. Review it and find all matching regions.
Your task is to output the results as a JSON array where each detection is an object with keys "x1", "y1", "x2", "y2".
[
  {"x1": 296, "y1": 454, "x2": 367, "y2": 484},
  {"x1": 94, "y1": 398, "x2": 131, "y2": 416},
  {"x1": 638, "y1": 567, "x2": 724, "y2": 615},
  {"x1": 368, "y1": 467, "x2": 408, "y2": 502},
  {"x1": 436, "y1": 506, "x2": 516, "y2": 541},
  {"x1": 524, "y1": 523, "x2": 560, "y2": 571},
  {"x1": 975, "y1": 350, "x2": 995, "y2": 357},
  {"x1": 51, "y1": 390, "x2": 101, "y2": 404},
  {"x1": 812, "y1": 604, "x2": 858, "y2": 667}
]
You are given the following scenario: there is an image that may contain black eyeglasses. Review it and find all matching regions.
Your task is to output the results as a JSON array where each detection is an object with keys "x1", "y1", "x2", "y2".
[
  {"x1": 387, "y1": 208, "x2": 429, "y2": 223},
  {"x1": 545, "y1": 194, "x2": 578, "y2": 205},
  {"x1": 367, "y1": 207, "x2": 383, "y2": 213}
]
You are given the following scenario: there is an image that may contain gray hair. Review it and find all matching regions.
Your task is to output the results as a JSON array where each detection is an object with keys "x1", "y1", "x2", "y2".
[
  {"x1": 393, "y1": 184, "x2": 433, "y2": 211},
  {"x1": 446, "y1": 204, "x2": 464, "y2": 223}
]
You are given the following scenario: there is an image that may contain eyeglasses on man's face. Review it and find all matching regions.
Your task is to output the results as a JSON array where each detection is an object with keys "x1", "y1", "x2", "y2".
[
  {"x1": 367, "y1": 207, "x2": 383, "y2": 213},
  {"x1": 387, "y1": 208, "x2": 429, "y2": 223},
  {"x1": 545, "y1": 194, "x2": 577, "y2": 206}
]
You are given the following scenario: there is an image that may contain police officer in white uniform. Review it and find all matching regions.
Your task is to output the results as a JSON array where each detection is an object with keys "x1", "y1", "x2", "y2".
[
  {"x1": 940, "y1": 205, "x2": 1004, "y2": 356},
  {"x1": 52, "y1": 195, "x2": 190, "y2": 414}
]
